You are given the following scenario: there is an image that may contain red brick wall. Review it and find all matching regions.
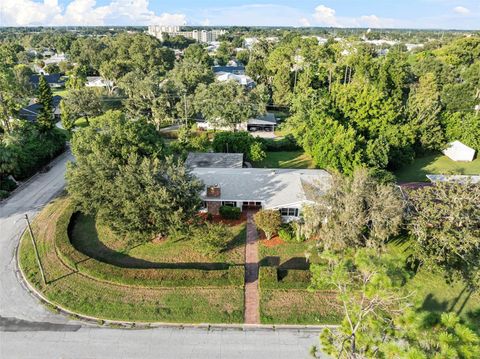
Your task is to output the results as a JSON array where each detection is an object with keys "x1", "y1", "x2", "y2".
[{"x1": 206, "y1": 201, "x2": 222, "y2": 215}]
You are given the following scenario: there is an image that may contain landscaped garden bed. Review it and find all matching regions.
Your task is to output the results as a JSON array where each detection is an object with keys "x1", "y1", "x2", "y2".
[{"x1": 19, "y1": 196, "x2": 245, "y2": 323}]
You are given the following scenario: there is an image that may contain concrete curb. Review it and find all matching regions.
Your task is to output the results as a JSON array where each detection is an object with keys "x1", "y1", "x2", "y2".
[{"x1": 15, "y1": 229, "x2": 338, "y2": 332}]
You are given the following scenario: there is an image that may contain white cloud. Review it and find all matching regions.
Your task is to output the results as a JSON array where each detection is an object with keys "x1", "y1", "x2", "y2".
[
  {"x1": 453, "y1": 6, "x2": 470, "y2": 15},
  {"x1": 299, "y1": 17, "x2": 311, "y2": 27},
  {"x1": 308, "y1": 4, "x2": 397, "y2": 28},
  {"x1": 358, "y1": 15, "x2": 395, "y2": 28},
  {"x1": 0, "y1": 0, "x2": 187, "y2": 26},
  {"x1": 189, "y1": 4, "x2": 308, "y2": 27},
  {"x1": 312, "y1": 5, "x2": 339, "y2": 26}
]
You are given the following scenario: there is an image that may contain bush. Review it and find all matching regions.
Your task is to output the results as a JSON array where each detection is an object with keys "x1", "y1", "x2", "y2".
[
  {"x1": 260, "y1": 134, "x2": 300, "y2": 152},
  {"x1": 0, "y1": 190, "x2": 9, "y2": 199},
  {"x1": 0, "y1": 177, "x2": 17, "y2": 192},
  {"x1": 192, "y1": 222, "x2": 233, "y2": 255},
  {"x1": 212, "y1": 131, "x2": 264, "y2": 161},
  {"x1": 278, "y1": 226, "x2": 295, "y2": 242},
  {"x1": 219, "y1": 205, "x2": 241, "y2": 220},
  {"x1": 279, "y1": 222, "x2": 307, "y2": 243},
  {"x1": 254, "y1": 209, "x2": 282, "y2": 240},
  {"x1": 212, "y1": 131, "x2": 254, "y2": 155},
  {"x1": 249, "y1": 141, "x2": 266, "y2": 162}
]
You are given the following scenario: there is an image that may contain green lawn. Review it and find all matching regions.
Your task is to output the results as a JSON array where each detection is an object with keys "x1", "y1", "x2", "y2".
[
  {"x1": 71, "y1": 212, "x2": 246, "y2": 266},
  {"x1": 19, "y1": 197, "x2": 245, "y2": 323},
  {"x1": 257, "y1": 235, "x2": 480, "y2": 327},
  {"x1": 52, "y1": 88, "x2": 70, "y2": 97},
  {"x1": 254, "y1": 151, "x2": 315, "y2": 169},
  {"x1": 395, "y1": 153, "x2": 480, "y2": 182},
  {"x1": 387, "y1": 240, "x2": 480, "y2": 327}
]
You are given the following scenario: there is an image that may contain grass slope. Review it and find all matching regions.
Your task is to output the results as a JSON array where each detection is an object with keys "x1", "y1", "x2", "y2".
[{"x1": 19, "y1": 197, "x2": 244, "y2": 323}]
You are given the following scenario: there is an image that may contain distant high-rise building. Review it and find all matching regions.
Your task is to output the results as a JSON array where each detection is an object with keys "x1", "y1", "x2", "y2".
[{"x1": 148, "y1": 25, "x2": 226, "y2": 43}]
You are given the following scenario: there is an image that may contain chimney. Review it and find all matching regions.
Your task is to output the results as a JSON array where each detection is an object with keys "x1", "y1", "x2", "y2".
[{"x1": 206, "y1": 184, "x2": 221, "y2": 198}]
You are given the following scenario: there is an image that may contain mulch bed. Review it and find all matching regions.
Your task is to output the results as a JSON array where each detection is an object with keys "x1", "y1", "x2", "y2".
[
  {"x1": 258, "y1": 233, "x2": 285, "y2": 247},
  {"x1": 197, "y1": 212, "x2": 247, "y2": 226}
]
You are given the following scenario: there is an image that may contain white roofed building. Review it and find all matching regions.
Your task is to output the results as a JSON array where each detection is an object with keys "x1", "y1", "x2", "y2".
[
  {"x1": 443, "y1": 141, "x2": 476, "y2": 162},
  {"x1": 215, "y1": 72, "x2": 255, "y2": 89},
  {"x1": 193, "y1": 167, "x2": 332, "y2": 221}
]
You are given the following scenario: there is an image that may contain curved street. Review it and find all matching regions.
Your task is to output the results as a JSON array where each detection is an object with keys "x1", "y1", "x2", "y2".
[{"x1": 0, "y1": 151, "x2": 326, "y2": 359}]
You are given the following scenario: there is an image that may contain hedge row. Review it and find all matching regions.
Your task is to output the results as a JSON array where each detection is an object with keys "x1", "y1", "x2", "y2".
[
  {"x1": 259, "y1": 266, "x2": 311, "y2": 289},
  {"x1": 53, "y1": 202, "x2": 244, "y2": 288}
]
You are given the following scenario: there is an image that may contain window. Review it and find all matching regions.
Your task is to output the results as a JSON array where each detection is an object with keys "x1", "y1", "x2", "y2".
[
  {"x1": 222, "y1": 201, "x2": 237, "y2": 207},
  {"x1": 280, "y1": 208, "x2": 299, "y2": 217}
]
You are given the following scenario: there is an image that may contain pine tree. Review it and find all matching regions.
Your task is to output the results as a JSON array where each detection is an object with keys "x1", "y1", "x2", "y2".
[{"x1": 37, "y1": 75, "x2": 54, "y2": 130}]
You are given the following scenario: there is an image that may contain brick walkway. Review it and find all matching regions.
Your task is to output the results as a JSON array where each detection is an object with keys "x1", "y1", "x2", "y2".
[{"x1": 244, "y1": 211, "x2": 260, "y2": 324}]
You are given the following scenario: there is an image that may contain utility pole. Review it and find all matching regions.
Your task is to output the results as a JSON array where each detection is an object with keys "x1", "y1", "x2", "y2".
[
  {"x1": 183, "y1": 92, "x2": 188, "y2": 127},
  {"x1": 25, "y1": 214, "x2": 47, "y2": 286}
]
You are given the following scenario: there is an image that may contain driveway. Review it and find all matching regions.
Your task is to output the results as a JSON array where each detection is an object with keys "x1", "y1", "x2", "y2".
[{"x1": 0, "y1": 150, "x2": 327, "y2": 359}]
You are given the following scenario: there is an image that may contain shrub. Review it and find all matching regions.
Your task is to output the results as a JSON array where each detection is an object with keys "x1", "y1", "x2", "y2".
[
  {"x1": 260, "y1": 134, "x2": 300, "y2": 152},
  {"x1": 193, "y1": 222, "x2": 233, "y2": 255},
  {"x1": 212, "y1": 131, "x2": 254, "y2": 155},
  {"x1": 0, "y1": 177, "x2": 17, "y2": 192},
  {"x1": 219, "y1": 205, "x2": 241, "y2": 220},
  {"x1": 0, "y1": 190, "x2": 9, "y2": 199},
  {"x1": 278, "y1": 226, "x2": 295, "y2": 242},
  {"x1": 254, "y1": 209, "x2": 282, "y2": 240},
  {"x1": 249, "y1": 141, "x2": 266, "y2": 162}
]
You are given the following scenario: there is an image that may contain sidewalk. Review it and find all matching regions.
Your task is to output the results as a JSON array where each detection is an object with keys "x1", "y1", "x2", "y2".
[{"x1": 244, "y1": 211, "x2": 260, "y2": 324}]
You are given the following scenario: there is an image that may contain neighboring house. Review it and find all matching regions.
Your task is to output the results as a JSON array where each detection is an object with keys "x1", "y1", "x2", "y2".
[
  {"x1": 186, "y1": 152, "x2": 244, "y2": 168},
  {"x1": 427, "y1": 174, "x2": 480, "y2": 184},
  {"x1": 443, "y1": 141, "x2": 476, "y2": 162},
  {"x1": 196, "y1": 112, "x2": 276, "y2": 132},
  {"x1": 30, "y1": 74, "x2": 65, "y2": 89},
  {"x1": 33, "y1": 64, "x2": 48, "y2": 75},
  {"x1": 215, "y1": 72, "x2": 255, "y2": 89},
  {"x1": 85, "y1": 76, "x2": 113, "y2": 88},
  {"x1": 192, "y1": 167, "x2": 332, "y2": 221},
  {"x1": 247, "y1": 113, "x2": 277, "y2": 132},
  {"x1": 212, "y1": 65, "x2": 245, "y2": 75},
  {"x1": 44, "y1": 53, "x2": 67, "y2": 65},
  {"x1": 18, "y1": 95, "x2": 62, "y2": 123}
]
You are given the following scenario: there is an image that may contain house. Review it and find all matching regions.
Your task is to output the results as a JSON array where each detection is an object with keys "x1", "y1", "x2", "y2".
[
  {"x1": 192, "y1": 167, "x2": 332, "y2": 221},
  {"x1": 196, "y1": 112, "x2": 276, "y2": 132},
  {"x1": 247, "y1": 113, "x2": 277, "y2": 132},
  {"x1": 18, "y1": 95, "x2": 63, "y2": 123},
  {"x1": 85, "y1": 76, "x2": 113, "y2": 88},
  {"x1": 29, "y1": 74, "x2": 65, "y2": 89},
  {"x1": 215, "y1": 72, "x2": 255, "y2": 89},
  {"x1": 186, "y1": 152, "x2": 244, "y2": 168},
  {"x1": 443, "y1": 141, "x2": 476, "y2": 162},
  {"x1": 44, "y1": 53, "x2": 67, "y2": 65},
  {"x1": 212, "y1": 65, "x2": 245, "y2": 75}
]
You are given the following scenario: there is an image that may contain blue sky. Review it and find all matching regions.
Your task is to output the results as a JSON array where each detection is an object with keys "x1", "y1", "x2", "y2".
[{"x1": 1, "y1": 0, "x2": 479, "y2": 29}]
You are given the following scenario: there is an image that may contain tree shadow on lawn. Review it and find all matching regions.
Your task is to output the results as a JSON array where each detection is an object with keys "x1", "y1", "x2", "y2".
[{"x1": 69, "y1": 213, "x2": 236, "y2": 271}]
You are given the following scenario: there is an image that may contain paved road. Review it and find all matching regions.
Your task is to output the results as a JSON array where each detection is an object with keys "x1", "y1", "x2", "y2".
[{"x1": 0, "y1": 150, "x2": 327, "y2": 359}]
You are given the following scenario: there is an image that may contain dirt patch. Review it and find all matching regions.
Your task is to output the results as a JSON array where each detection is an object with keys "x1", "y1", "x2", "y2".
[{"x1": 151, "y1": 236, "x2": 167, "y2": 245}]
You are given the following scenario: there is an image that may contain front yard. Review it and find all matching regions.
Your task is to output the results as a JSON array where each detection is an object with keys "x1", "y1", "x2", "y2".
[{"x1": 19, "y1": 197, "x2": 245, "y2": 323}]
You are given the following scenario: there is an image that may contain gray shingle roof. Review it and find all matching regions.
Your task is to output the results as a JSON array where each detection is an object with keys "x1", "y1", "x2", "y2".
[
  {"x1": 192, "y1": 167, "x2": 331, "y2": 208},
  {"x1": 186, "y1": 152, "x2": 244, "y2": 168}
]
